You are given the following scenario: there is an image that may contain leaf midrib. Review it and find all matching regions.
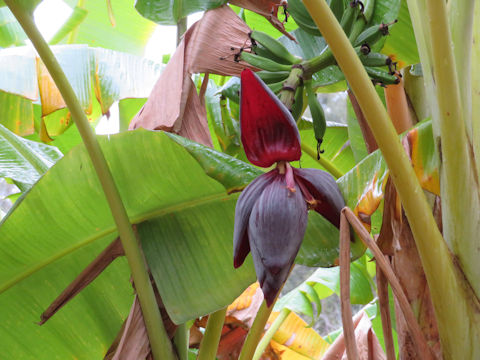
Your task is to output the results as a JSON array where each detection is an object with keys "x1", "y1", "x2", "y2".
[{"x1": 0, "y1": 190, "x2": 234, "y2": 294}]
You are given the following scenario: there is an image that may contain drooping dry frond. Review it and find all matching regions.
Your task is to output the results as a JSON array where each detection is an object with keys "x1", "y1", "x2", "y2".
[{"x1": 130, "y1": 5, "x2": 256, "y2": 147}]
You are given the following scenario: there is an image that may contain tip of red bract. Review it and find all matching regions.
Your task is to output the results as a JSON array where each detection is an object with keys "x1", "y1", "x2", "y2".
[{"x1": 240, "y1": 69, "x2": 301, "y2": 168}]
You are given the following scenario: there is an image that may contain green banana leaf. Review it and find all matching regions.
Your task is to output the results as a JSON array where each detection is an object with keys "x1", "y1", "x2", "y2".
[
  {"x1": 0, "y1": 7, "x2": 27, "y2": 47},
  {"x1": 0, "y1": 128, "x2": 360, "y2": 357},
  {"x1": 0, "y1": 90, "x2": 34, "y2": 136},
  {"x1": 275, "y1": 255, "x2": 374, "y2": 323},
  {"x1": 135, "y1": 0, "x2": 227, "y2": 25},
  {"x1": 0, "y1": 123, "x2": 62, "y2": 189},
  {"x1": 118, "y1": 98, "x2": 147, "y2": 132},
  {"x1": 0, "y1": 129, "x2": 251, "y2": 358},
  {"x1": 382, "y1": 0, "x2": 419, "y2": 67},
  {"x1": 49, "y1": 5, "x2": 88, "y2": 45},
  {"x1": 62, "y1": 0, "x2": 156, "y2": 55},
  {"x1": 296, "y1": 121, "x2": 355, "y2": 176}
]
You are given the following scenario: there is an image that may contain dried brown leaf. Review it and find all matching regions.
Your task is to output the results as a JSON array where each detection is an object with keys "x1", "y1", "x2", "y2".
[
  {"x1": 36, "y1": 58, "x2": 66, "y2": 117},
  {"x1": 130, "y1": 5, "x2": 259, "y2": 147},
  {"x1": 39, "y1": 238, "x2": 124, "y2": 325},
  {"x1": 185, "y1": 6, "x2": 255, "y2": 76},
  {"x1": 321, "y1": 312, "x2": 386, "y2": 360},
  {"x1": 104, "y1": 296, "x2": 151, "y2": 360},
  {"x1": 129, "y1": 39, "x2": 187, "y2": 133},
  {"x1": 321, "y1": 312, "x2": 364, "y2": 360},
  {"x1": 226, "y1": 282, "x2": 264, "y2": 328},
  {"x1": 368, "y1": 178, "x2": 442, "y2": 359},
  {"x1": 390, "y1": 200, "x2": 442, "y2": 359},
  {"x1": 351, "y1": 313, "x2": 386, "y2": 360}
]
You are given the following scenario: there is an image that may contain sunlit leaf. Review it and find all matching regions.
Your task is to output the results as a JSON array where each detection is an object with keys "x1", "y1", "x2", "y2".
[
  {"x1": 0, "y1": 123, "x2": 62, "y2": 189},
  {"x1": 118, "y1": 98, "x2": 146, "y2": 132},
  {"x1": 0, "y1": 45, "x2": 162, "y2": 136},
  {"x1": 0, "y1": 90, "x2": 34, "y2": 136},
  {"x1": 381, "y1": 0, "x2": 419, "y2": 67},
  {"x1": 63, "y1": 0, "x2": 155, "y2": 55},
  {"x1": 295, "y1": 122, "x2": 356, "y2": 176},
  {"x1": 0, "y1": 7, "x2": 27, "y2": 47},
  {"x1": 49, "y1": 5, "x2": 88, "y2": 45},
  {"x1": 135, "y1": 0, "x2": 227, "y2": 25}
]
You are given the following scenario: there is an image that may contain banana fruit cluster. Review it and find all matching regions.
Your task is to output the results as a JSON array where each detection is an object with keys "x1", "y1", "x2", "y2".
[{"x1": 234, "y1": 0, "x2": 399, "y2": 157}]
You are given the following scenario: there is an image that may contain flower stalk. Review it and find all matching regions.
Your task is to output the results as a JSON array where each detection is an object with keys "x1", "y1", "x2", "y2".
[
  {"x1": 238, "y1": 300, "x2": 274, "y2": 360},
  {"x1": 252, "y1": 308, "x2": 290, "y2": 360},
  {"x1": 4, "y1": 2, "x2": 176, "y2": 359},
  {"x1": 197, "y1": 307, "x2": 227, "y2": 360}
]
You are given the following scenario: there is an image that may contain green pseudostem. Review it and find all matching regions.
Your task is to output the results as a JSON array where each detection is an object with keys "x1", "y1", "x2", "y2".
[
  {"x1": 304, "y1": 0, "x2": 480, "y2": 359},
  {"x1": 4, "y1": 2, "x2": 176, "y2": 360}
]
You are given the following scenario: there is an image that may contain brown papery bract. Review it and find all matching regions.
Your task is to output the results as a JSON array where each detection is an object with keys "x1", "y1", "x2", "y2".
[
  {"x1": 129, "y1": 5, "x2": 256, "y2": 147},
  {"x1": 104, "y1": 296, "x2": 151, "y2": 360}
]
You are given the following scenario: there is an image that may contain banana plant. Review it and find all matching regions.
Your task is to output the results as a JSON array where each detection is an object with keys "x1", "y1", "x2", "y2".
[{"x1": 1, "y1": 0, "x2": 479, "y2": 359}]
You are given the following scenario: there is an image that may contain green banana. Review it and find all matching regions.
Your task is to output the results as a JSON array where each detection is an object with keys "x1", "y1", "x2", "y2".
[
  {"x1": 267, "y1": 80, "x2": 285, "y2": 94},
  {"x1": 253, "y1": 45, "x2": 292, "y2": 65},
  {"x1": 328, "y1": 0, "x2": 345, "y2": 22},
  {"x1": 287, "y1": 0, "x2": 322, "y2": 36},
  {"x1": 250, "y1": 30, "x2": 301, "y2": 65},
  {"x1": 353, "y1": 20, "x2": 397, "y2": 47},
  {"x1": 359, "y1": 52, "x2": 392, "y2": 67},
  {"x1": 362, "y1": 0, "x2": 375, "y2": 23},
  {"x1": 365, "y1": 66, "x2": 399, "y2": 85},
  {"x1": 291, "y1": 85, "x2": 305, "y2": 121},
  {"x1": 306, "y1": 81, "x2": 326, "y2": 159},
  {"x1": 256, "y1": 70, "x2": 290, "y2": 84},
  {"x1": 240, "y1": 51, "x2": 292, "y2": 72},
  {"x1": 340, "y1": 1, "x2": 361, "y2": 36},
  {"x1": 348, "y1": 17, "x2": 367, "y2": 43}
]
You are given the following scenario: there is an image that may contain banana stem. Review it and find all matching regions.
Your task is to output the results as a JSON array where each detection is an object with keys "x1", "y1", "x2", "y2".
[
  {"x1": 238, "y1": 300, "x2": 273, "y2": 360},
  {"x1": 252, "y1": 308, "x2": 290, "y2": 360},
  {"x1": 303, "y1": 1, "x2": 480, "y2": 359},
  {"x1": 173, "y1": 323, "x2": 189, "y2": 360},
  {"x1": 278, "y1": 67, "x2": 304, "y2": 110},
  {"x1": 302, "y1": 49, "x2": 336, "y2": 78},
  {"x1": 4, "y1": 3, "x2": 176, "y2": 360},
  {"x1": 197, "y1": 307, "x2": 227, "y2": 360}
]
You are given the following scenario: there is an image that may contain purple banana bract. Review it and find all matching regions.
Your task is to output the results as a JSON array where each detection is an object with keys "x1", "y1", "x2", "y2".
[{"x1": 233, "y1": 68, "x2": 345, "y2": 306}]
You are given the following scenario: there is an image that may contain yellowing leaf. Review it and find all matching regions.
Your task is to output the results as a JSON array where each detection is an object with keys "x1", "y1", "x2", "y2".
[{"x1": 268, "y1": 311, "x2": 329, "y2": 359}]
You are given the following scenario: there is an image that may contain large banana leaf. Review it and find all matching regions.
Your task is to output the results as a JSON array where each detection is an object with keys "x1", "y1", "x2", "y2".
[
  {"x1": 135, "y1": 0, "x2": 227, "y2": 25},
  {"x1": 381, "y1": 0, "x2": 419, "y2": 67},
  {"x1": 62, "y1": 0, "x2": 156, "y2": 55},
  {"x1": 0, "y1": 128, "x2": 360, "y2": 357}
]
